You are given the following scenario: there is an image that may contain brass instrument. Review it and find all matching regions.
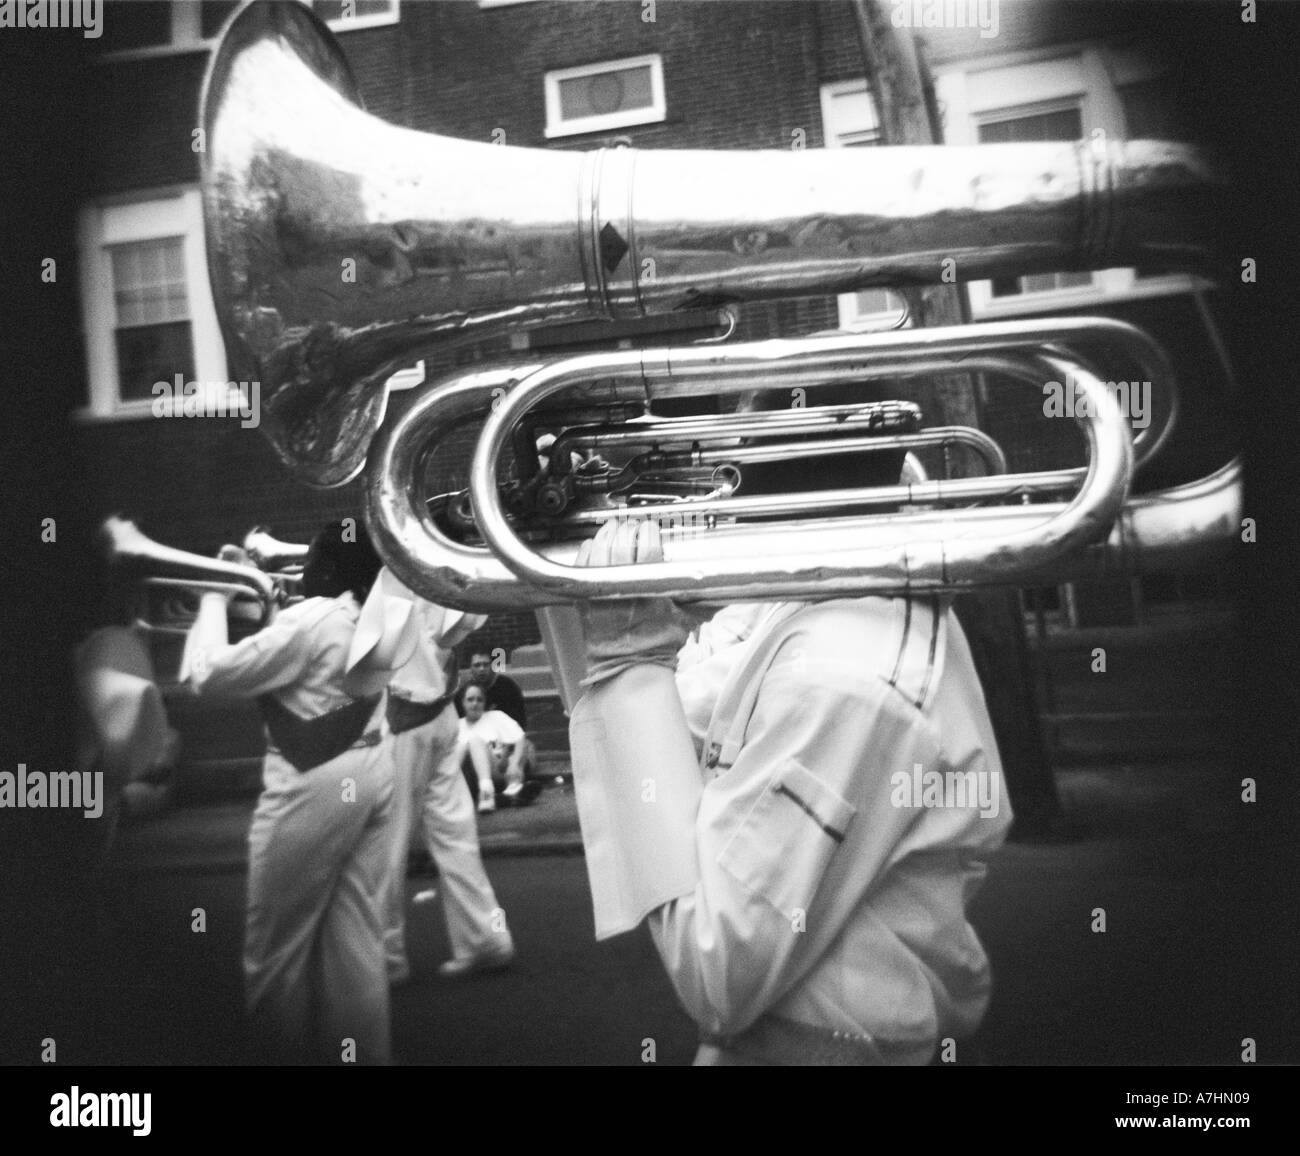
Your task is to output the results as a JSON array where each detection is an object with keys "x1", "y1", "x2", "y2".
[
  {"x1": 200, "y1": 1, "x2": 1238, "y2": 610},
  {"x1": 100, "y1": 516, "x2": 278, "y2": 632},
  {"x1": 242, "y1": 526, "x2": 310, "y2": 603}
]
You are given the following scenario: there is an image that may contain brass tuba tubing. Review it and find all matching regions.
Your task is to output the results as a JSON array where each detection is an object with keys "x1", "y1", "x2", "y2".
[
  {"x1": 652, "y1": 426, "x2": 1008, "y2": 475},
  {"x1": 200, "y1": 0, "x2": 1210, "y2": 487},
  {"x1": 548, "y1": 401, "x2": 925, "y2": 466},
  {"x1": 467, "y1": 348, "x2": 1132, "y2": 602},
  {"x1": 364, "y1": 330, "x2": 1141, "y2": 610},
  {"x1": 560, "y1": 470, "x2": 1089, "y2": 529}
]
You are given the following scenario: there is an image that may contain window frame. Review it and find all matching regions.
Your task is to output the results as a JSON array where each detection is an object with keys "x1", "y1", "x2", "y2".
[
  {"x1": 76, "y1": 187, "x2": 229, "y2": 422},
  {"x1": 819, "y1": 80, "x2": 908, "y2": 333},
  {"x1": 544, "y1": 53, "x2": 667, "y2": 140},
  {"x1": 931, "y1": 45, "x2": 1208, "y2": 318}
]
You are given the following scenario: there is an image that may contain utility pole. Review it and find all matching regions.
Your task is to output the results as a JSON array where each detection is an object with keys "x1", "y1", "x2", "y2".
[{"x1": 850, "y1": 0, "x2": 1063, "y2": 839}]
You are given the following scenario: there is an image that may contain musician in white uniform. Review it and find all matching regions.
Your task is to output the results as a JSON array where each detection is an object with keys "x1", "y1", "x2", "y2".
[
  {"x1": 568, "y1": 520, "x2": 1013, "y2": 1065},
  {"x1": 182, "y1": 521, "x2": 396, "y2": 1064},
  {"x1": 378, "y1": 572, "x2": 516, "y2": 982}
]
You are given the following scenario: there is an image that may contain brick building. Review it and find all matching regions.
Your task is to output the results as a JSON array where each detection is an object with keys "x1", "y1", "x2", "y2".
[{"x1": 57, "y1": 0, "x2": 1245, "y2": 674}]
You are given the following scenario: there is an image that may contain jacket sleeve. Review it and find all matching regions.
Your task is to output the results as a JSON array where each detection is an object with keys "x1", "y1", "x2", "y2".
[
  {"x1": 183, "y1": 596, "x2": 314, "y2": 700},
  {"x1": 644, "y1": 661, "x2": 944, "y2": 1038}
]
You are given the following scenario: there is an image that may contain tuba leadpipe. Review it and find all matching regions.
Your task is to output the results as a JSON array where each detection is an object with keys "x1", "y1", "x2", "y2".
[{"x1": 200, "y1": 0, "x2": 1218, "y2": 488}]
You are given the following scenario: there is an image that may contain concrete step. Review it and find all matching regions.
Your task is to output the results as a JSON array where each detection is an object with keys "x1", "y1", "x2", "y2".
[{"x1": 508, "y1": 644, "x2": 559, "y2": 698}]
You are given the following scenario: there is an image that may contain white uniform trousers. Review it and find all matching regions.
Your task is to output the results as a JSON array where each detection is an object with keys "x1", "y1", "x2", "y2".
[
  {"x1": 244, "y1": 741, "x2": 395, "y2": 1065},
  {"x1": 384, "y1": 705, "x2": 511, "y2": 977}
]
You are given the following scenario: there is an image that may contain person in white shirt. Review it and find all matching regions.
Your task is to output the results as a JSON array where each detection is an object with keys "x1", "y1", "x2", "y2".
[
  {"x1": 378, "y1": 572, "x2": 515, "y2": 981},
  {"x1": 182, "y1": 521, "x2": 396, "y2": 1065},
  {"x1": 567, "y1": 520, "x2": 1013, "y2": 1065},
  {"x1": 457, "y1": 684, "x2": 527, "y2": 813}
]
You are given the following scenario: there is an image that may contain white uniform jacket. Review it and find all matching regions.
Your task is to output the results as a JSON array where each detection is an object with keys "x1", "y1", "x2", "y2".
[
  {"x1": 570, "y1": 596, "x2": 1012, "y2": 1062},
  {"x1": 186, "y1": 593, "x2": 379, "y2": 728},
  {"x1": 387, "y1": 586, "x2": 485, "y2": 707}
]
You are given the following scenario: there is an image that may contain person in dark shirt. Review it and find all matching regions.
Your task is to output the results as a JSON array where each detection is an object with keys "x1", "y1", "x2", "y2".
[
  {"x1": 454, "y1": 650, "x2": 528, "y2": 729},
  {"x1": 454, "y1": 649, "x2": 538, "y2": 803}
]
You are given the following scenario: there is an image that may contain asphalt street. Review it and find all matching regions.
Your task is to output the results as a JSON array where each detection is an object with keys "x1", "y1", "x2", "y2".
[{"x1": 6, "y1": 762, "x2": 1290, "y2": 1070}]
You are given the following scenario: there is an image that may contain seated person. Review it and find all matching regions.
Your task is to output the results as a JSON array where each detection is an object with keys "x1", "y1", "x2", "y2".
[
  {"x1": 455, "y1": 649, "x2": 528, "y2": 729},
  {"x1": 457, "y1": 684, "x2": 531, "y2": 813}
]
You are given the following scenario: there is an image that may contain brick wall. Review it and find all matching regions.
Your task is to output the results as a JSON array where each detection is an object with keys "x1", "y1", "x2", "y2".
[{"x1": 67, "y1": 1, "x2": 1237, "y2": 658}]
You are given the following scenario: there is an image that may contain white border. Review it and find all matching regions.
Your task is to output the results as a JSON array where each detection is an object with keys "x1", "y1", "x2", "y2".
[{"x1": 544, "y1": 54, "x2": 666, "y2": 140}]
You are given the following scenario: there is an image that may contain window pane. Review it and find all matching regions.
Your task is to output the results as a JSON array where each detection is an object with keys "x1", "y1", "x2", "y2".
[
  {"x1": 115, "y1": 322, "x2": 195, "y2": 402},
  {"x1": 977, "y1": 106, "x2": 1082, "y2": 144},
  {"x1": 111, "y1": 239, "x2": 190, "y2": 327},
  {"x1": 979, "y1": 106, "x2": 1088, "y2": 297},
  {"x1": 559, "y1": 65, "x2": 653, "y2": 121},
  {"x1": 854, "y1": 289, "x2": 902, "y2": 316},
  {"x1": 828, "y1": 87, "x2": 880, "y2": 140}
]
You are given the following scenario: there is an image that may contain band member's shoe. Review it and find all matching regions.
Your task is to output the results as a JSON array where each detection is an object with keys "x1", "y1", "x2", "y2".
[
  {"x1": 436, "y1": 945, "x2": 516, "y2": 980},
  {"x1": 476, "y1": 788, "x2": 496, "y2": 814}
]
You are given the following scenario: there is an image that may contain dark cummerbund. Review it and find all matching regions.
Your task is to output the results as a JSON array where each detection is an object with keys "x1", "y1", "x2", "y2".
[
  {"x1": 259, "y1": 693, "x2": 381, "y2": 773},
  {"x1": 387, "y1": 692, "x2": 454, "y2": 736}
]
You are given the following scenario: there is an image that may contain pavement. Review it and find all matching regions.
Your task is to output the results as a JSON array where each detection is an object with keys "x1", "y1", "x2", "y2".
[
  {"x1": 106, "y1": 767, "x2": 585, "y2": 876},
  {"x1": 6, "y1": 749, "x2": 1293, "y2": 1078}
]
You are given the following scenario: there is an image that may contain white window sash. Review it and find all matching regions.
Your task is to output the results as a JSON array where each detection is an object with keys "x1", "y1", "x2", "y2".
[
  {"x1": 77, "y1": 187, "x2": 227, "y2": 421},
  {"x1": 932, "y1": 46, "x2": 1206, "y2": 317},
  {"x1": 820, "y1": 80, "x2": 904, "y2": 331},
  {"x1": 544, "y1": 54, "x2": 666, "y2": 140}
]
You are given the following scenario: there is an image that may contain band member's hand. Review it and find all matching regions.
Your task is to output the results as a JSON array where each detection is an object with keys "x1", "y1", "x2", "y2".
[
  {"x1": 575, "y1": 520, "x2": 692, "y2": 688},
  {"x1": 217, "y1": 544, "x2": 253, "y2": 568}
]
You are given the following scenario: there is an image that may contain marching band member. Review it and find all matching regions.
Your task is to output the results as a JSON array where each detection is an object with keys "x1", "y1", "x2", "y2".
[
  {"x1": 376, "y1": 570, "x2": 516, "y2": 983},
  {"x1": 568, "y1": 519, "x2": 1013, "y2": 1065},
  {"x1": 181, "y1": 521, "x2": 397, "y2": 1065}
]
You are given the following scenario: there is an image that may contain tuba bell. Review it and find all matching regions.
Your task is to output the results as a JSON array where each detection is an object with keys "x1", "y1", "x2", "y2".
[{"x1": 200, "y1": 1, "x2": 1239, "y2": 609}]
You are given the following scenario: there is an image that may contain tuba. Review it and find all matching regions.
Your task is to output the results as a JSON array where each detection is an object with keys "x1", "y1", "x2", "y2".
[{"x1": 200, "y1": 1, "x2": 1238, "y2": 610}]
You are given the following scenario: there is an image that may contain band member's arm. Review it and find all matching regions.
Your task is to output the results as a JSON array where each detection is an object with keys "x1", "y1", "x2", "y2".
[
  {"x1": 570, "y1": 523, "x2": 972, "y2": 1039},
  {"x1": 569, "y1": 522, "x2": 703, "y2": 936},
  {"x1": 644, "y1": 662, "x2": 944, "y2": 1039},
  {"x1": 181, "y1": 591, "x2": 313, "y2": 698}
]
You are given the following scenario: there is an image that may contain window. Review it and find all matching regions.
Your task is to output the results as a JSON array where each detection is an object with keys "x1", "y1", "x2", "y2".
[
  {"x1": 77, "y1": 189, "x2": 228, "y2": 419},
  {"x1": 96, "y1": 1, "x2": 397, "y2": 60},
  {"x1": 819, "y1": 81, "x2": 907, "y2": 332},
  {"x1": 931, "y1": 47, "x2": 1209, "y2": 317},
  {"x1": 110, "y1": 238, "x2": 195, "y2": 402},
  {"x1": 820, "y1": 80, "x2": 884, "y2": 148},
  {"x1": 545, "y1": 55, "x2": 666, "y2": 139},
  {"x1": 976, "y1": 102, "x2": 1093, "y2": 299}
]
